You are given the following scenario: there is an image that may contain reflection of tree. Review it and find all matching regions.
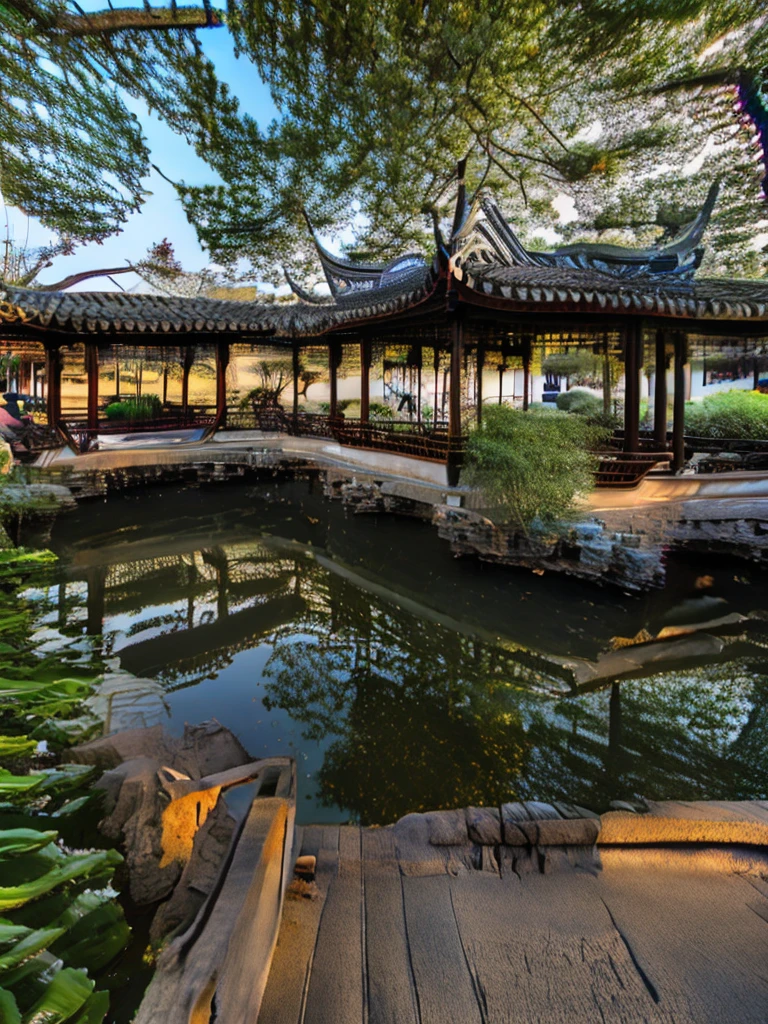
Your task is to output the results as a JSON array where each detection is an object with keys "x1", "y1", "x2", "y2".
[
  {"x1": 525, "y1": 662, "x2": 768, "y2": 807},
  {"x1": 263, "y1": 572, "x2": 533, "y2": 823}
]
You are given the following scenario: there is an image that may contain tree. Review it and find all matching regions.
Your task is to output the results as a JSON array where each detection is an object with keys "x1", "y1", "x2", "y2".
[{"x1": 2, "y1": 2, "x2": 767, "y2": 280}]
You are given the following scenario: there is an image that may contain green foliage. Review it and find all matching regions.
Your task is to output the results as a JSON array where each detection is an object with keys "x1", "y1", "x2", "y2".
[
  {"x1": 464, "y1": 405, "x2": 606, "y2": 531},
  {"x1": 3, "y1": 2, "x2": 767, "y2": 277},
  {"x1": 104, "y1": 395, "x2": 162, "y2": 422},
  {"x1": 0, "y1": 829, "x2": 126, "y2": 1023},
  {"x1": 684, "y1": 390, "x2": 768, "y2": 439},
  {"x1": 555, "y1": 388, "x2": 604, "y2": 418},
  {"x1": 543, "y1": 352, "x2": 601, "y2": 379}
]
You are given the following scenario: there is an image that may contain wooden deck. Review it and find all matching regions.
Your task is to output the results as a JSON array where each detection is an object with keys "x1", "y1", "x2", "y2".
[{"x1": 259, "y1": 803, "x2": 768, "y2": 1024}]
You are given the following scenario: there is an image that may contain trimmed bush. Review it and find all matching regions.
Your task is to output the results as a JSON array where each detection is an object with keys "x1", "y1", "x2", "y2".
[
  {"x1": 104, "y1": 395, "x2": 162, "y2": 422},
  {"x1": 684, "y1": 390, "x2": 768, "y2": 439},
  {"x1": 555, "y1": 388, "x2": 603, "y2": 417},
  {"x1": 464, "y1": 405, "x2": 607, "y2": 531}
]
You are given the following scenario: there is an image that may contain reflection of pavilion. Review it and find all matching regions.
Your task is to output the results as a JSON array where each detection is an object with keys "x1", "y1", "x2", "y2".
[{"x1": 3, "y1": 174, "x2": 768, "y2": 482}]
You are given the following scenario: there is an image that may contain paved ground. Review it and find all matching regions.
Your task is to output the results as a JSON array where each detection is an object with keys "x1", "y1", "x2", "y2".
[{"x1": 259, "y1": 803, "x2": 768, "y2": 1024}]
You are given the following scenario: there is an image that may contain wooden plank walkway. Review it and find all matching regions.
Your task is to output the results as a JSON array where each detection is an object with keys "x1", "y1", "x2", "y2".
[{"x1": 259, "y1": 804, "x2": 768, "y2": 1024}]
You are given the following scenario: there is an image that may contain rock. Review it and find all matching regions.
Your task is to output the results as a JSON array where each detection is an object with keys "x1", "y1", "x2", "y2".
[
  {"x1": 100, "y1": 756, "x2": 182, "y2": 904},
  {"x1": 70, "y1": 725, "x2": 173, "y2": 770},
  {"x1": 172, "y1": 720, "x2": 252, "y2": 779}
]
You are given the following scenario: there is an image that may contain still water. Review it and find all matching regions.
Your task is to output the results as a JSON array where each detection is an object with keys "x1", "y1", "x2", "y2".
[{"x1": 40, "y1": 473, "x2": 768, "y2": 824}]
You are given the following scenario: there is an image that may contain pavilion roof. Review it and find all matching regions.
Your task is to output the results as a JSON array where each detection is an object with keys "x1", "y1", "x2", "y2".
[
  {"x1": 457, "y1": 263, "x2": 768, "y2": 321},
  {"x1": 2, "y1": 182, "x2": 768, "y2": 341},
  {"x1": 0, "y1": 261, "x2": 436, "y2": 340}
]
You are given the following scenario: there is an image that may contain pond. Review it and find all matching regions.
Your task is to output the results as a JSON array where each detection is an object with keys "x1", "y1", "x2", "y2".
[{"x1": 36, "y1": 472, "x2": 768, "y2": 825}]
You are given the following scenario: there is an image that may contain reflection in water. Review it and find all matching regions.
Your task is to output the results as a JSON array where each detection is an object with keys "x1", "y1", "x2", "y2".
[{"x1": 41, "y1": 478, "x2": 768, "y2": 824}]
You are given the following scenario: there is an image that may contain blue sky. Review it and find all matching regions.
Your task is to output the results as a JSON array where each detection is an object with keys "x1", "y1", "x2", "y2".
[{"x1": 5, "y1": 3, "x2": 280, "y2": 291}]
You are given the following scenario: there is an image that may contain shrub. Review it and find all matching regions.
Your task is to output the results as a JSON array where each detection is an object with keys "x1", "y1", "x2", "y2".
[
  {"x1": 464, "y1": 405, "x2": 607, "y2": 531},
  {"x1": 684, "y1": 390, "x2": 768, "y2": 439},
  {"x1": 104, "y1": 395, "x2": 162, "y2": 422},
  {"x1": 542, "y1": 350, "x2": 600, "y2": 379},
  {"x1": 555, "y1": 388, "x2": 603, "y2": 417}
]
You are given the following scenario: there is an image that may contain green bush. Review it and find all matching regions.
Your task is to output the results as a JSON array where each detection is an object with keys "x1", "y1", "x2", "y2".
[
  {"x1": 104, "y1": 395, "x2": 162, "y2": 422},
  {"x1": 684, "y1": 390, "x2": 768, "y2": 439},
  {"x1": 464, "y1": 405, "x2": 607, "y2": 531},
  {"x1": 555, "y1": 388, "x2": 603, "y2": 417}
]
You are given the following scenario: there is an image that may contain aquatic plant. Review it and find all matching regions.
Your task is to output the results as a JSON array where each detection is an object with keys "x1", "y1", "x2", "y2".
[{"x1": 464, "y1": 405, "x2": 606, "y2": 531}]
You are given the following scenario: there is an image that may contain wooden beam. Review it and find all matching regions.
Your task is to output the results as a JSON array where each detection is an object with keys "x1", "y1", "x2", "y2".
[
  {"x1": 622, "y1": 324, "x2": 640, "y2": 453},
  {"x1": 292, "y1": 341, "x2": 300, "y2": 430},
  {"x1": 654, "y1": 329, "x2": 668, "y2": 448},
  {"x1": 360, "y1": 340, "x2": 371, "y2": 423},
  {"x1": 216, "y1": 341, "x2": 230, "y2": 427},
  {"x1": 85, "y1": 342, "x2": 99, "y2": 431},
  {"x1": 181, "y1": 347, "x2": 194, "y2": 424},
  {"x1": 449, "y1": 318, "x2": 463, "y2": 438},
  {"x1": 672, "y1": 332, "x2": 688, "y2": 473},
  {"x1": 45, "y1": 345, "x2": 62, "y2": 427},
  {"x1": 329, "y1": 341, "x2": 341, "y2": 421}
]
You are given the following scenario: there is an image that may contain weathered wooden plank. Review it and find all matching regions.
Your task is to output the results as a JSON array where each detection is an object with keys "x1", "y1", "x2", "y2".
[
  {"x1": 401, "y1": 874, "x2": 484, "y2": 1024},
  {"x1": 135, "y1": 795, "x2": 292, "y2": 1023},
  {"x1": 449, "y1": 871, "x2": 675, "y2": 1024},
  {"x1": 595, "y1": 859, "x2": 768, "y2": 1023},
  {"x1": 303, "y1": 826, "x2": 364, "y2": 1024},
  {"x1": 258, "y1": 826, "x2": 340, "y2": 1024},
  {"x1": 362, "y1": 828, "x2": 419, "y2": 1024}
]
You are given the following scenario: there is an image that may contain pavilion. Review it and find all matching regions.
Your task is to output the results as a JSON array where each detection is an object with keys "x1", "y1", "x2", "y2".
[{"x1": 2, "y1": 171, "x2": 768, "y2": 484}]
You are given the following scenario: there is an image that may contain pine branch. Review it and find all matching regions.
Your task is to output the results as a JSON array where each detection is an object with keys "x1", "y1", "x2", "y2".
[{"x1": 49, "y1": 4, "x2": 225, "y2": 36}]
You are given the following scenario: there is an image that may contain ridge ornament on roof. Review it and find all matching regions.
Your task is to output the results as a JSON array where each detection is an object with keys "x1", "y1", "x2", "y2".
[{"x1": 450, "y1": 182, "x2": 720, "y2": 282}]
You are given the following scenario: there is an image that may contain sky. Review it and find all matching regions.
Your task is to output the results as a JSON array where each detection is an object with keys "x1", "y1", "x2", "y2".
[{"x1": 4, "y1": 2, "x2": 280, "y2": 292}]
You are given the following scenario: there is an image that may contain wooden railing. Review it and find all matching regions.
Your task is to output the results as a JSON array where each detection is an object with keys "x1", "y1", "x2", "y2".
[
  {"x1": 227, "y1": 406, "x2": 464, "y2": 464},
  {"x1": 594, "y1": 451, "x2": 673, "y2": 488}
]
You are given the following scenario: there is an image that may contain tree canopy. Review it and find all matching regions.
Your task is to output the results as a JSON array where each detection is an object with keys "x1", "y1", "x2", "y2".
[{"x1": 2, "y1": 1, "x2": 767, "y2": 283}]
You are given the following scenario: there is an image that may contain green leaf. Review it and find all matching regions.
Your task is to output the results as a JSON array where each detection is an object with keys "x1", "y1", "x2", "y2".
[
  {"x1": 68, "y1": 990, "x2": 109, "y2": 1024},
  {"x1": 51, "y1": 903, "x2": 129, "y2": 973},
  {"x1": 0, "y1": 772, "x2": 45, "y2": 798},
  {"x1": 0, "y1": 736, "x2": 37, "y2": 758},
  {"x1": 0, "y1": 923, "x2": 31, "y2": 953},
  {"x1": 0, "y1": 849, "x2": 122, "y2": 913},
  {"x1": 0, "y1": 987, "x2": 20, "y2": 1024},
  {"x1": 0, "y1": 830, "x2": 58, "y2": 859},
  {"x1": 21, "y1": 966, "x2": 93, "y2": 1024},
  {"x1": 0, "y1": 926, "x2": 65, "y2": 972}
]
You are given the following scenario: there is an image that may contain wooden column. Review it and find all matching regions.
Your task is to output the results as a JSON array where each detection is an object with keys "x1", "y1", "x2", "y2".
[
  {"x1": 114, "y1": 347, "x2": 121, "y2": 400},
  {"x1": 292, "y1": 341, "x2": 300, "y2": 430},
  {"x1": 754, "y1": 356, "x2": 761, "y2": 391},
  {"x1": 85, "y1": 342, "x2": 99, "y2": 431},
  {"x1": 622, "y1": 324, "x2": 641, "y2": 453},
  {"x1": 449, "y1": 317, "x2": 463, "y2": 438},
  {"x1": 416, "y1": 348, "x2": 422, "y2": 424},
  {"x1": 45, "y1": 346, "x2": 62, "y2": 427},
  {"x1": 476, "y1": 341, "x2": 484, "y2": 424},
  {"x1": 181, "y1": 347, "x2": 194, "y2": 423},
  {"x1": 329, "y1": 341, "x2": 341, "y2": 421},
  {"x1": 447, "y1": 317, "x2": 464, "y2": 486},
  {"x1": 360, "y1": 340, "x2": 371, "y2": 423},
  {"x1": 672, "y1": 331, "x2": 688, "y2": 473},
  {"x1": 215, "y1": 341, "x2": 230, "y2": 427},
  {"x1": 433, "y1": 346, "x2": 441, "y2": 421},
  {"x1": 653, "y1": 329, "x2": 668, "y2": 448},
  {"x1": 522, "y1": 336, "x2": 531, "y2": 411}
]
